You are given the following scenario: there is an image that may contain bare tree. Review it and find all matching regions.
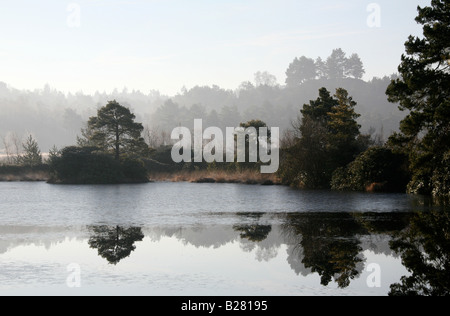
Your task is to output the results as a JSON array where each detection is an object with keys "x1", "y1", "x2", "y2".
[
  {"x1": 1, "y1": 134, "x2": 11, "y2": 164},
  {"x1": 1, "y1": 132, "x2": 22, "y2": 164},
  {"x1": 144, "y1": 124, "x2": 162, "y2": 148},
  {"x1": 11, "y1": 132, "x2": 22, "y2": 162}
]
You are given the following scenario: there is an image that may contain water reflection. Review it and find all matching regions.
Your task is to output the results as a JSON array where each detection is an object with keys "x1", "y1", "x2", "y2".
[
  {"x1": 88, "y1": 226, "x2": 144, "y2": 265},
  {"x1": 233, "y1": 213, "x2": 272, "y2": 242},
  {"x1": 82, "y1": 210, "x2": 449, "y2": 294},
  {"x1": 1, "y1": 210, "x2": 448, "y2": 295},
  {"x1": 389, "y1": 209, "x2": 450, "y2": 296},
  {"x1": 283, "y1": 213, "x2": 364, "y2": 288},
  {"x1": 280, "y1": 212, "x2": 415, "y2": 289}
]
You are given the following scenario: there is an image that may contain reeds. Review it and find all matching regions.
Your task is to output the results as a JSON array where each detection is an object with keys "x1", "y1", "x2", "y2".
[
  {"x1": 149, "y1": 169, "x2": 281, "y2": 185},
  {"x1": 0, "y1": 170, "x2": 49, "y2": 182}
]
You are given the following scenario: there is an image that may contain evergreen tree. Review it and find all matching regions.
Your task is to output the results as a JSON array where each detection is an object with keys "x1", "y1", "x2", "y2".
[
  {"x1": 285, "y1": 56, "x2": 317, "y2": 87},
  {"x1": 301, "y1": 87, "x2": 338, "y2": 123},
  {"x1": 315, "y1": 57, "x2": 327, "y2": 79},
  {"x1": 327, "y1": 88, "x2": 362, "y2": 168},
  {"x1": 345, "y1": 53, "x2": 365, "y2": 79},
  {"x1": 17, "y1": 135, "x2": 42, "y2": 167},
  {"x1": 237, "y1": 119, "x2": 271, "y2": 170},
  {"x1": 326, "y1": 48, "x2": 348, "y2": 79},
  {"x1": 82, "y1": 100, "x2": 148, "y2": 160},
  {"x1": 386, "y1": 0, "x2": 450, "y2": 197},
  {"x1": 280, "y1": 88, "x2": 364, "y2": 189}
]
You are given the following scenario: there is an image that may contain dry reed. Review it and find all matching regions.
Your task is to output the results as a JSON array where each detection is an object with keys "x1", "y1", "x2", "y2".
[{"x1": 149, "y1": 170, "x2": 281, "y2": 185}]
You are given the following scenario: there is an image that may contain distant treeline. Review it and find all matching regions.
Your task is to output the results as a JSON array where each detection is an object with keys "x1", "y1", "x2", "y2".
[
  {"x1": 1, "y1": 0, "x2": 448, "y2": 200},
  {"x1": 1, "y1": 48, "x2": 402, "y2": 153}
]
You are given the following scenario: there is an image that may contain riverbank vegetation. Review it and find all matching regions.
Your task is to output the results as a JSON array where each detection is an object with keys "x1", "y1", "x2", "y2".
[
  {"x1": 0, "y1": 1, "x2": 448, "y2": 197},
  {"x1": 148, "y1": 169, "x2": 280, "y2": 185},
  {"x1": 280, "y1": 0, "x2": 449, "y2": 198}
]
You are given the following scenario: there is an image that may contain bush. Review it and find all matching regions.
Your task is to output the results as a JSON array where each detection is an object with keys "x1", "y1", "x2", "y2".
[
  {"x1": 331, "y1": 146, "x2": 409, "y2": 193},
  {"x1": 49, "y1": 146, "x2": 149, "y2": 184},
  {"x1": 121, "y1": 158, "x2": 149, "y2": 183},
  {"x1": 0, "y1": 164, "x2": 50, "y2": 181}
]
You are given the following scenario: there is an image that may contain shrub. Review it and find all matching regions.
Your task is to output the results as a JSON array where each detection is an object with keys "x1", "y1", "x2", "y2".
[
  {"x1": 49, "y1": 146, "x2": 148, "y2": 184},
  {"x1": 331, "y1": 146, "x2": 409, "y2": 193}
]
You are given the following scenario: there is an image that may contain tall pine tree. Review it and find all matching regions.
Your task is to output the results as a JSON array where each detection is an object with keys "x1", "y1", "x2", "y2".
[
  {"x1": 280, "y1": 88, "x2": 364, "y2": 189},
  {"x1": 82, "y1": 100, "x2": 148, "y2": 161},
  {"x1": 327, "y1": 88, "x2": 362, "y2": 169},
  {"x1": 386, "y1": 0, "x2": 450, "y2": 197}
]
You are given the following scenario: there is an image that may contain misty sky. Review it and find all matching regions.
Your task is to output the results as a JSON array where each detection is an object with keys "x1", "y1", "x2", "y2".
[{"x1": 0, "y1": 0, "x2": 429, "y2": 96}]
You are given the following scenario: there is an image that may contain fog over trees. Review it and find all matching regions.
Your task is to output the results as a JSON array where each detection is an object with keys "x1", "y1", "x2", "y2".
[{"x1": 0, "y1": 48, "x2": 403, "y2": 154}]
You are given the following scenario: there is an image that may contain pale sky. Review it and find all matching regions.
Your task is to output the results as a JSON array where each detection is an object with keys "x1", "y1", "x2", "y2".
[{"x1": 0, "y1": 0, "x2": 430, "y2": 96}]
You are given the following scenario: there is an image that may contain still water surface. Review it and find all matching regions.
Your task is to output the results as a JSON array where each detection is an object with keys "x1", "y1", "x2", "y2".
[{"x1": 0, "y1": 182, "x2": 447, "y2": 296}]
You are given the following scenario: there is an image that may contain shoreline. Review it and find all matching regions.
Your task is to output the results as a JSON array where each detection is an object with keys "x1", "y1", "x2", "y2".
[
  {"x1": 148, "y1": 170, "x2": 282, "y2": 185},
  {"x1": 0, "y1": 169, "x2": 282, "y2": 185},
  {"x1": 0, "y1": 172, "x2": 50, "y2": 182}
]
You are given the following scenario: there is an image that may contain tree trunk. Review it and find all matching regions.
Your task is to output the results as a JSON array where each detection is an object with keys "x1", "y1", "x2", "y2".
[{"x1": 115, "y1": 124, "x2": 120, "y2": 161}]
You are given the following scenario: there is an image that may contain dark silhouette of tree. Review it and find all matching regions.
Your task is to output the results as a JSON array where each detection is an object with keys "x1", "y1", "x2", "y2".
[
  {"x1": 327, "y1": 88, "x2": 362, "y2": 169},
  {"x1": 315, "y1": 57, "x2": 327, "y2": 79},
  {"x1": 285, "y1": 50, "x2": 365, "y2": 84},
  {"x1": 281, "y1": 213, "x2": 364, "y2": 288},
  {"x1": 285, "y1": 56, "x2": 317, "y2": 87},
  {"x1": 389, "y1": 209, "x2": 450, "y2": 296},
  {"x1": 280, "y1": 88, "x2": 336, "y2": 188},
  {"x1": 83, "y1": 100, "x2": 147, "y2": 160},
  {"x1": 345, "y1": 53, "x2": 365, "y2": 79},
  {"x1": 301, "y1": 87, "x2": 338, "y2": 123},
  {"x1": 280, "y1": 88, "x2": 365, "y2": 189},
  {"x1": 386, "y1": 0, "x2": 450, "y2": 198},
  {"x1": 234, "y1": 224, "x2": 272, "y2": 242},
  {"x1": 233, "y1": 212, "x2": 272, "y2": 243},
  {"x1": 88, "y1": 226, "x2": 145, "y2": 265},
  {"x1": 326, "y1": 48, "x2": 348, "y2": 79},
  {"x1": 235, "y1": 120, "x2": 271, "y2": 170}
]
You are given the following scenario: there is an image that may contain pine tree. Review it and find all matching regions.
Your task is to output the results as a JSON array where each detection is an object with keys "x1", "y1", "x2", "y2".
[
  {"x1": 281, "y1": 88, "x2": 364, "y2": 189},
  {"x1": 18, "y1": 135, "x2": 42, "y2": 167},
  {"x1": 327, "y1": 88, "x2": 362, "y2": 168},
  {"x1": 386, "y1": 0, "x2": 450, "y2": 197},
  {"x1": 82, "y1": 100, "x2": 148, "y2": 160},
  {"x1": 326, "y1": 48, "x2": 348, "y2": 79},
  {"x1": 285, "y1": 56, "x2": 317, "y2": 87}
]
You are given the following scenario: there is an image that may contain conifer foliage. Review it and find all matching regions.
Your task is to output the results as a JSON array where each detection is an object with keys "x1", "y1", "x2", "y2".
[{"x1": 386, "y1": 0, "x2": 450, "y2": 197}]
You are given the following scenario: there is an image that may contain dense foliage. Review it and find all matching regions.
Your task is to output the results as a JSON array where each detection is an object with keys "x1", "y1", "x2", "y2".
[
  {"x1": 48, "y1": 101, "x2": 150, "y2": 184},
  {"x1": 78, "y1": 100, "x2": 149, "y2": 161},
  {"x1": 279, "y1": 87, "x2": 368, "y2": 189},
  {"x1": 389, "y1": 209, "x2": 450, "y2": 296},
  {"x1": 49, "y1": 146, "x2": 148, "y2": 184},
  {"x1": 331, "y1": 147, "x2": 410, "y2": 192},
  {"x1": 386, "y1": 0, "x2": 450, "y2": 198}
]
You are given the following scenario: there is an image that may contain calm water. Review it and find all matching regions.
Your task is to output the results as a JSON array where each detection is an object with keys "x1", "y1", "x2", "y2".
[{"x1": 0, "y1": 182, "x2": 447, "y2": 296}]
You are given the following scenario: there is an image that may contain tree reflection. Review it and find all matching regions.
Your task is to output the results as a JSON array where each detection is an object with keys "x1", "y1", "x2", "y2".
[
  {"x1": 234, "y1": 224, "x2": 272, "y2": 242},
  {"x1": 285, "y1": 213, "x2": 358, "y2": 287},
  {"x1": 88, "y1": 226, "x2": 144, "y2": 265},
  {"x1": 389, "y1": 209, "x2": 450, "y2": 296},
  {"x1": 233, "y1": 212, "x2": 272, "y2": 242},
  {"x1": 282, "y1": 213, "x2": 366, "y2": 288}
]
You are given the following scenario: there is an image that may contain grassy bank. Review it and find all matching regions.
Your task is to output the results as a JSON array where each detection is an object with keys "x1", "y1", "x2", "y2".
[
  {"x1": 0, "y1": 165, "x2": 281, "y2": 185},
  {"x1": 0, "y1": 165, "x2": 50, "y2": 182},
  {"x1": 149, "y1": 169, "x2": 281, "y2": 185}
]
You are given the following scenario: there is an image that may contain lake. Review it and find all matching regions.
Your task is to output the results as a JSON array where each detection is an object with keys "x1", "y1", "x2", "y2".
[{"x1": 0, "y1": 182, "x2": 448, "y2": 296}]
